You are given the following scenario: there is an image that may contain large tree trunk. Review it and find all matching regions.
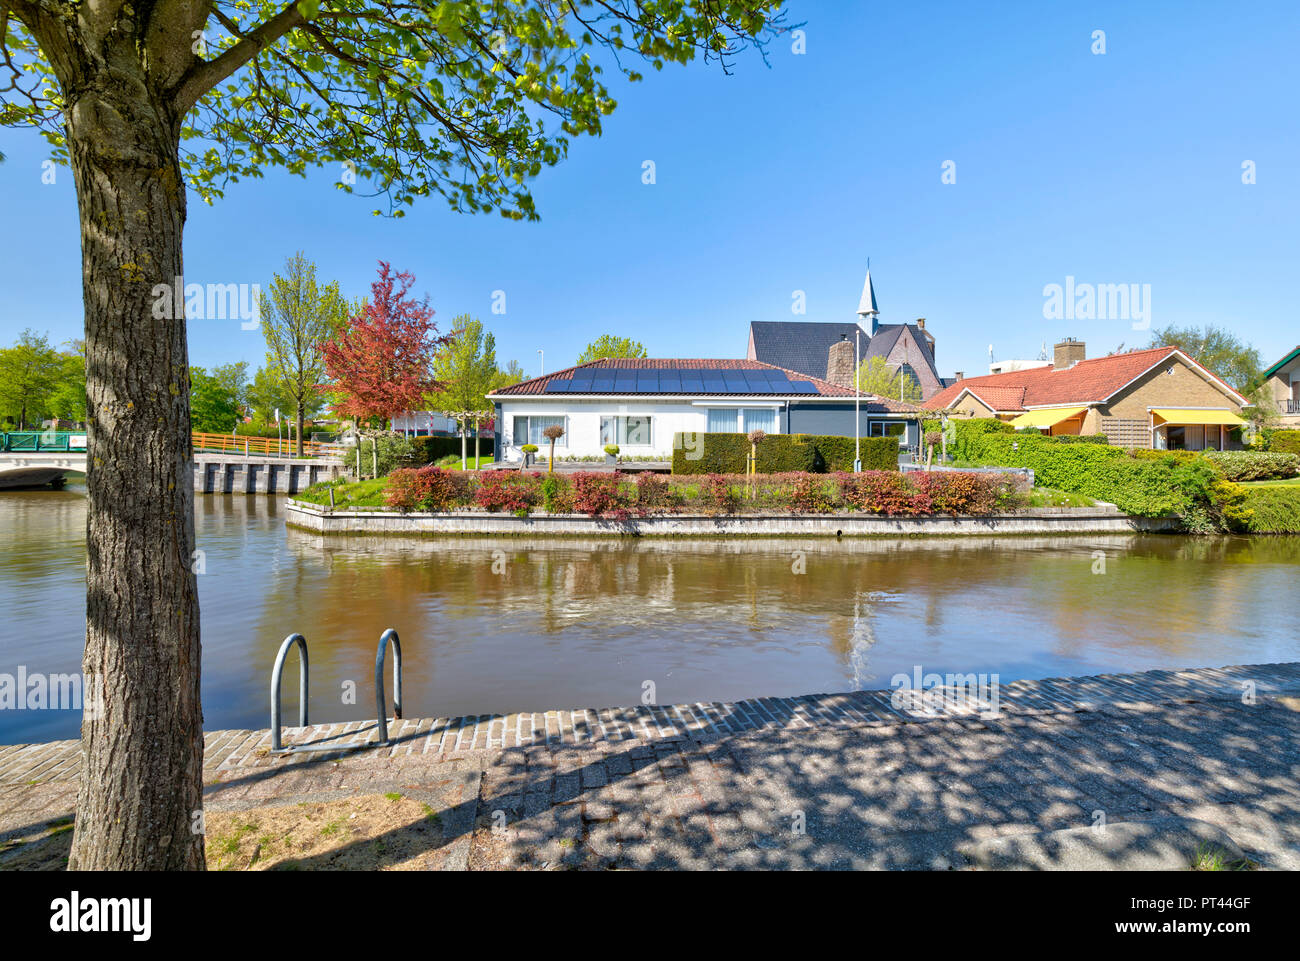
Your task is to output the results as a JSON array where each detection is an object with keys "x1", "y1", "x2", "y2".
[{"x1": 63, "y1": 61, "x2": 205, "y2": 870}]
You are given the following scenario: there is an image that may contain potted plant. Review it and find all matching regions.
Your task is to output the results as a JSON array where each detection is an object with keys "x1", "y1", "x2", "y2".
[
  {"x1": 520, "y1": 443, "x2": 538, "y2": 468},
  {"x1": 604, "y1": 443, "x2": 620, "y2": 466}
]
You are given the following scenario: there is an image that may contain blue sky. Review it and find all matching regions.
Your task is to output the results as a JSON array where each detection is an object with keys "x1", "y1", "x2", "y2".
[{"x1": 2, "y1": 0, "x2": 1298, "y2": 380}]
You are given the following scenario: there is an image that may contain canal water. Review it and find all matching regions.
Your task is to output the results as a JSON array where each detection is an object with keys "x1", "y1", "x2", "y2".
[{"x1": 2, "y1": 484, "x2": 1298, "y2": 744}]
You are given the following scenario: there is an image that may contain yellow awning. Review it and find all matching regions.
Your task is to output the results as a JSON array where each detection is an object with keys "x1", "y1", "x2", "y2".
[
  {"x1": 1008, "y1": 406, "x2": 1088, "y2": 428},
  {"x1": 1151, "y1": 408, "x2": 1246, "y2": 426}
]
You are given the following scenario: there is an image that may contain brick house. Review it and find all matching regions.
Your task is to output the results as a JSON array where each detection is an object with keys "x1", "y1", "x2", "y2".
[
  {"x1": 1261, "y1": 346, "x2": 1300, "y2": 427},
  {"x1": 926, "y1": 340, "x2": 1249, "y2": 450}
]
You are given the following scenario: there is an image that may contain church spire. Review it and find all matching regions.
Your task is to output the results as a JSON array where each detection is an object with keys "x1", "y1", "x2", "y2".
[{"x1": 856, "y1": 263, "x2": 880, "y2": 334}]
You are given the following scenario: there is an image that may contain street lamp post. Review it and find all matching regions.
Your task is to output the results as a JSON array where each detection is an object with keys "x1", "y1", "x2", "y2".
[{"x1": 853, "y1": 328, "x2": 862, "y2": 473}]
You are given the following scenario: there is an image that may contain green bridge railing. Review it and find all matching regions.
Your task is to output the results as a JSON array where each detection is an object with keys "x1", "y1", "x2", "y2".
[{"x1": 1, "y1": 431, "x2": 88, "y2": 452}]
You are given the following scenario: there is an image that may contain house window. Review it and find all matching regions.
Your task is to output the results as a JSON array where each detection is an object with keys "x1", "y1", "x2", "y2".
[
  {"x1": 705, "y1": 408, "x2": 778, "y2": 433},
  {"x1": 707, "y1": 408, "x2": 739, "y2": 433},
  {"x1": 600, "y1": 416, "x2": 652, "y2": 446},
  {"x1": 745, "y1": 408, "x2": 777, "y2": 434},
  {"x1": 868, "y1": 421, "x2": 905, "y2": 438},
  {"x1": 512, "y1": 415, "x2": 566, "y2": 447}
]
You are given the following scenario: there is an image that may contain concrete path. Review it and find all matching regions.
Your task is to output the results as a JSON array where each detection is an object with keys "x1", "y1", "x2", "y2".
[{"x1": 2, "y1": 664, "x2": 1298, "y2": 870}]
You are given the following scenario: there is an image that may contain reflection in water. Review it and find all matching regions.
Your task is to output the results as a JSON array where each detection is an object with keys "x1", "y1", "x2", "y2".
[{"x1": 2, "y1": 486, "x2": 1298, "y2": 743}]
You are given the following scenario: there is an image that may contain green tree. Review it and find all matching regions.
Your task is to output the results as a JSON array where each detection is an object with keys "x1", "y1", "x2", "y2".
[
  {"x1": 189, "y1": 367, "x2": 241, "y2": 433},
  {"x1": 263, "y1": 252, "x2": 348, "y2": 454},
  {"x1": 46, "y1": 340, "x2": 88, "y2": 424},
  {"x1": 2, "y1": 0, "x2": 784, "y2": 871},
  {"x1": 1150, "y1": 325, "x2": 1262, "y2": 392},
  {"x1": 247, "y1": 365, "x2": 300, "y2": 429},
  {"x1": 211, "y1": 361, "x2": 251, "y2": 418},
  {"x1": 855, "y1": 355, "x2": 922, "y2": 404},
  {"x1": 0, "y1": 329, "x2": 61, "y2": 428},
  {"x1": 577, "y1": 335, "x2": 649, "y2": 364},
  {"x1": 430, "y1": 316, "x2": 498, "y2": 468}
]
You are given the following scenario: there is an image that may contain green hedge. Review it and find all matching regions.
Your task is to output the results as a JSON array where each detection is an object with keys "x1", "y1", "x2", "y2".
[
  {"x1": 1051, "y1": 434, "x2": 1109, "y2": 444},
  {"x1": 1268, "y1": 430, "x2": 1300, "y2": 455},
  {"x1": 408, "y1": 435, "x2": 493, "y2": 464},
  {"x1": 1203, "y1": 451, "x2": 1300, "y2": 482},
  {"x1": 672, "y1": 432, "x2": 899, "y2": 474},
  {"x1": 952, "y1": 418, "x2": 1221, "y2": 520},
  {"x1": 1242, "y1": 486, "x2": 1300, "y2": 533}
]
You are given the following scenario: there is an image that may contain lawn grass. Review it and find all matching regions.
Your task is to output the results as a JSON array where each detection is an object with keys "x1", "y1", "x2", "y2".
[
  {"x1": 294, "y1": 477, "x2": 390, "y2": 509},
  {"x1": 1027, "y1": 486, "x2": 1096, "y2": 508},
  {"x1": 1239, "y1": 477, "x2": 1300, "y2": 488}
]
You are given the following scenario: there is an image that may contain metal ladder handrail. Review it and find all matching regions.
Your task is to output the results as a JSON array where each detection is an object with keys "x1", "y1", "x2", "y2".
[
  {"x1": 374, "y1": 628, "x2": 403, "y2": 744},
  {"x1": 269, "y1": 629, "x2": 405, "y2": 754},
  {"x1": 270, "y1": 633, "x2": 309, "y2": 751}
]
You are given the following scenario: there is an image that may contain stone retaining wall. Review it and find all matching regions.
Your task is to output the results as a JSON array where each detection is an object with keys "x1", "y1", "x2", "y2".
[{"x1": 285, "y1": 499, "x2": 1180, "y2": 537}]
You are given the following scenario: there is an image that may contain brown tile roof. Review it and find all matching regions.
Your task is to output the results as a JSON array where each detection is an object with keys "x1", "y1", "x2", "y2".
[
  {"x1": 927, "y1": 347, "x2": 1244, "y2": 412},
  {"x1": 489, "y1": 358, "x2": 921, "y2": 412}
]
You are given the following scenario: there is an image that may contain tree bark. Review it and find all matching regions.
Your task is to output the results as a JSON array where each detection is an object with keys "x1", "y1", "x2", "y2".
[{"x1": 62, "y1": 52, "x2": 205, "y2": 870}]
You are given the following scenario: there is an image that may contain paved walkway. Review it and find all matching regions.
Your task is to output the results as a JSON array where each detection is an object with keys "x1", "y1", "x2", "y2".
[{"x1": 2, "y1": 663, "x2": 1299, "y2": 869}]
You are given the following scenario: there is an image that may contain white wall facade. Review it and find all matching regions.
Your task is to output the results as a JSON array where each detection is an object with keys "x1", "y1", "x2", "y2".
[{"x1": 497, "y1": 398, "x2": 787, "y2": 459}]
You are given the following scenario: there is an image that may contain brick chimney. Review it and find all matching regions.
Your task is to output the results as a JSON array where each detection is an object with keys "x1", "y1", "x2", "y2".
[
  {"x1": 954, "y1": 371, "x2": 965, "y2": 381},
  {"x1": 1054, "y1": 338, "x2": 1086, "y2": 370},
  {"x1": 826, "y1": 334, "x2": 855, "y2": 388}
]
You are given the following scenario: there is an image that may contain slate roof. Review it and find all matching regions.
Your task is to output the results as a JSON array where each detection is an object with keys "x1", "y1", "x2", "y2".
[
  {"x1": 749, "y1": 321, "x2": 941, "y2": 384},
  {"x1": 488, "y1": 358, "x2": 921, "y2": 412},
  {"x1": 748, "y1": 322, "x2": 866, "y2": 381},
  {"x1": 926, "y1": 347, "x2": 1246, "y2": 412}
]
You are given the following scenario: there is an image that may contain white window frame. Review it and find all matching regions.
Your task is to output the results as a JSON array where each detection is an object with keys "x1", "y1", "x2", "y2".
[
  {"x1": 512, "y1": 414, "x2": 568, "y2": 448},
  {"x1": 600, "y1": 414, "x2": 654, "y2": 447}
]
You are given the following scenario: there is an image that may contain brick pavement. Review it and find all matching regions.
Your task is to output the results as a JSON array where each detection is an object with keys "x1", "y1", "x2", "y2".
[{"x1": 2, "y1": 662, "x2": 1299, "y2": 869}]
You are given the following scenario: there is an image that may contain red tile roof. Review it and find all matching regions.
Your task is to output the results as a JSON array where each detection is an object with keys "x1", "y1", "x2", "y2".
[
  {"x1": 489, "y1": 358, "x2": 921, "y2": 412},
  {"x1": 927, "y1": 347, "x2": 1244, "y2": 412}
]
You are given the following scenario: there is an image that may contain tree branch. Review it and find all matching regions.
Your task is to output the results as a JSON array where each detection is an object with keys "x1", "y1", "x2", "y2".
[{"x1": 172, "y1": 2, "x2": 305, "y2": 113}]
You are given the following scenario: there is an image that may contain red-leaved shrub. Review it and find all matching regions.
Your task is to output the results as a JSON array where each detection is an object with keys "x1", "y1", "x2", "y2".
[
  {"x1": 474, "y1": 470, "x2": 540, "y2": 514},
  {"x1": 571, "y1": 471, "x2": 632, "y2": 519}
]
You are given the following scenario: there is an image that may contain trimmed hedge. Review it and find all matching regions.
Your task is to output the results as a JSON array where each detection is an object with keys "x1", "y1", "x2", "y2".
[
  {"x1": 672, "y1": 432, "x2": 897, "y2": 474},
  {"x1": 951, "y1": 418, "x2": 1224, "y2": 522},
  {"x1": 408, "y1": 435, "x2": 493, "y2": 464},
  {"x1": 1268, "y1": 430, "x2": 1300, "y2": 455},
  {"x1": 1241, "y1": 486, "x2": 1300, "y2": 533},
  {"x1": 1203, "y1": 451, "x2": 1300, "y2": 482}
]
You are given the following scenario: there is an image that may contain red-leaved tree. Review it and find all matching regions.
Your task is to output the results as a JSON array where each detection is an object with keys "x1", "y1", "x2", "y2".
[{"x1": 322, "y1": 262, "x2": 448, "y2": 425}]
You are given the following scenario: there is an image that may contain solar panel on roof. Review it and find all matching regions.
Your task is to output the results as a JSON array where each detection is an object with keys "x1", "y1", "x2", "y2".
[
  {"x1": 658, "y1": 372, "x2": 683, "y2": 392},
  {"x1": 613, "y1": 373, "x2": 637, "y2": 392},
  {"x1": 789, "y1": 381, "x2": 817, "y2": 394},
  {"x1": 721, "y1": 372, "x2": 748, "y2": 389},
  {"x1": 590, "y1": 377, "x2": 615, "y2": 392},
  {"x1": 635, "y1": 372, "x2": 660, "y2": 392},
  {"x1": 571, "y1": 371, "x2": 595, "y2": 385},
  {"x1": 547, "y1": 380, "x2": 571, "y2": 393},
  {"x1": 680, "y1": 373, "x2": 704, "y2": 392}
]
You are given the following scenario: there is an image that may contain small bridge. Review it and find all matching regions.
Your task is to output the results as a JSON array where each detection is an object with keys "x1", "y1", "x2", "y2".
[{"x1": 1, "y1": 431, "x2": 345, "y2": 492}]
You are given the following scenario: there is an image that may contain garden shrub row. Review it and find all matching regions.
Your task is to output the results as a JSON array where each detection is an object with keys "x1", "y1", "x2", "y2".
[
  {"x1": 380, "y1": 466, "x2": 1025, "y2": 518},
  {"x1": 1261, "y1": 429, "x2": 1300, "y2": 455},
  {"x1": 948, "y1": 418, "x2": 1231, "y2": 525},
  {"x1": 1202, "y1": 451, "x2": 1300, "y2": 482},
  {"x1": 671, "y1": 432, "x2": 898, "y2": 475},
  {"x1": 1240, "y1": 486, "x2": 1300, "y2": 533}
]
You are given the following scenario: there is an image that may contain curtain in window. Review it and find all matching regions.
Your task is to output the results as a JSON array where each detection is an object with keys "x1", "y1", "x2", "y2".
[
  {"x1": 745, "y1": 408, "x2": 776, "y2": 434},
  {"x1": 531, "y1": 416, "x2": 566, "y2": 446},
  {"x1": 707, "y1": 408, "x2": 739, "y2": 432}
]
